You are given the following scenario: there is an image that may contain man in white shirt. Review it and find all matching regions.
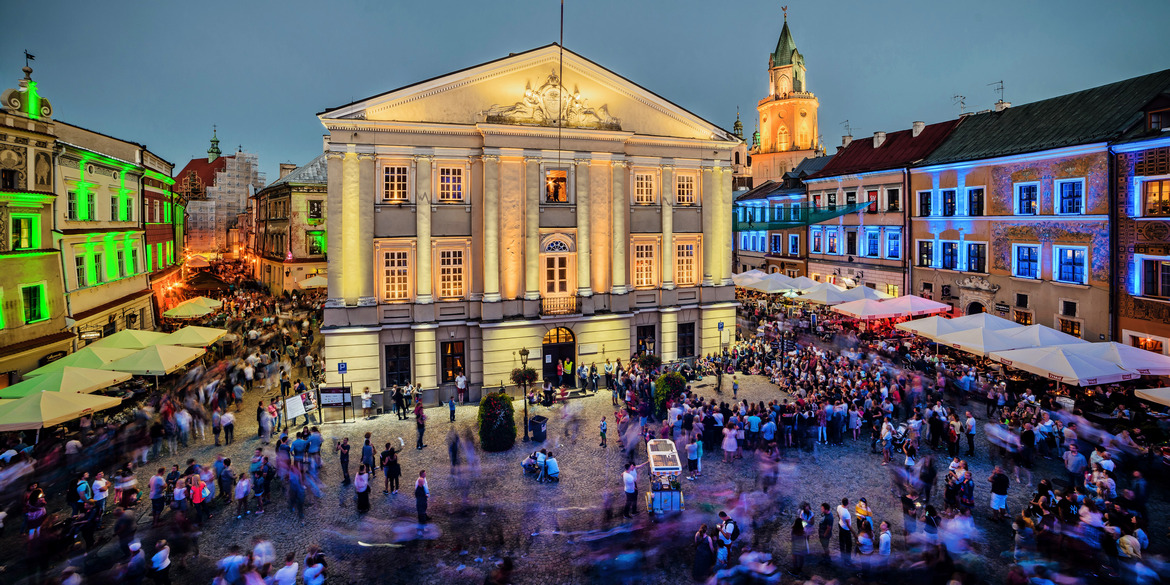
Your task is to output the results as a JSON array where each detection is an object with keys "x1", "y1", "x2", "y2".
[
  {"x1": 455, "y1": 371, "x2": 468, "y2": 405},
  {"x1": 964, "y1": 411, "x2": 977, "y2": 457},
  {"x1": 273, "y1": 553, "x2": 299, "y2": 585},
  {"x1": 91, "y1": 471, "x2": 110, "y2": 520},
  {"x1": 621, "y1": 461, "x2": 647, "y2": 518},
  {"x1": 836, "y1": 498, "x2": 853, "y2": 566}
]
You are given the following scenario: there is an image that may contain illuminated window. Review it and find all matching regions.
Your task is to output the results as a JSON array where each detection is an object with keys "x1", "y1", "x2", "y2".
[
  {"x1": 545, "y1": 169, "x2": 568, "y2": 203},
  {"x1": 1059, "y1": 318, "x2": 1082, "y2": 338},
  {"x1": 676, "y1": 243, "x2": 696, "y2": 286},
  {"x1": 634, "y1": 243, "x2": 656, "y2": 288},
  {"x1": 917, "y1": 191, "x2": 932, "y2": 217},
  {"x1": 307, "y1": 233, "x2": 325, "y2": 255},
  {"x1": 941, "y1": 242, "x2": 958, "y2": 270},
  {"x1": 967, "y1": 243, "x2": 986, "y2": 273},
  {"x1": 777, "y1": 126, "x2": 790, "y2": 151},
  {"x1": 382, "y1": 250, "x2": 410, "y2": 301},
  {"x1": 634, "y1": 173, "x2": 655, "y2": 204},
  {"x1": 1014, "y1": 310, "x2": 1033, "y2": 326},
  {"x1": 676, "y1": 175, "x2": 696, "y2": 205},
  {"x1": 382, "y1": 166, "x2": 408, "y2": 202},
  {"x1": 438, "y1": 249, "x2": 464, "y2": 298},
  {"x1": 1014, "y1": 244, "x2": 1039, "y2": 279},
  {"x1": 545, "y1": 255, "x2": 568, "y2": 293},
  {"x1": 886, "y1": 188, "x2": 900, "y2": 212},
  {"x1": 1142, "y1": 259, "x2": 1170, "y2": 298},
  {"x1": 438, "y1": 168, "x2": 463, "y2": 202},
  {"x1": 1015, "y1": 183, "x2": 1038, "y2": 215},
  {"x1": 967, "y1": 188, "x2": 984, "y2": 216},
  {"x1": 886, "y1": 231, "x2": 901, "y2": 259},
  {"x1": 941, "y1": 190, "x2": 956, "y2": 216},
  {"x1": 886, "y1": 284, "x2": 900, "y2": 297},
  {"x1": 865, "y1": 230, "x2": 880, "y2": 256},
  {"x1": 788, "y1": 234, "x2": 799, "y2": 255},
  {"x1": 826, "y1": 231, "x2": 838, "y2": 254},
  {"x1": 1054, "y1": 246, "x2": 1087, "y2": 284},
  {"x1": 1057, "y1": 179, "x2": 1084, "y2": 215},
  {"x1": 308, "y1": 200, "x2": 323, "y2": 219},
  {"x1": 440, "y1": 341, "x2": 465, "y2": 384},
  {"x1": 20, "y1": 284, "x2": 46, "y2": 323},
  {"x1": 827, "y1": 193, "x2": 837, "y2": 210},
  {"x1": 75, "y1": 255, "x2": 87, "y2": 288},
  {"x1": 0, "y1": 169, "x2": 14, "y2": 190},
  {"x1": 11, "y1": 214, "x2": 37, "y2": 250},
  {"x1": 811, "y1": 230, "x2": 822, "y2": 253},
  {"x1": 1133, "y1": 335, "x2": 1164, "y2": 353},
  {"x1": 917, "y1": 241, "x2": 934, "y2": 267}
]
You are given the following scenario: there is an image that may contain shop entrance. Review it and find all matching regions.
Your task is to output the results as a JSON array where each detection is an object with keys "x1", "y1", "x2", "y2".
[
  {"x1": 541, "y1": 327, "x2": 576, "y2": 386},
  {"x1": 966, "y1": 302, "x2": 986, "y2": 315}
]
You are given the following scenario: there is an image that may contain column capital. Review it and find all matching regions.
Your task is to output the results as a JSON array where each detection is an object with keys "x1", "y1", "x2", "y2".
[
  {"x1": 613, "y1": 160, "x2": 630, "y2": 169},
  {"x1": 574, "y1": 158, "x2": 591, "y2": 166},
  {"x1": 481, "y1": 154, "x2": 500, "y2": 162},
  {"x1": 356, "y1": 152, "x2": 376, "y2": 161},
  {"x1": 660, "y1": 163, "x2": 675, "y2": 170},
  {"x1": 413, "y1": 154, "x2": 434, "y2": 162},
  {"x1": 701, "y1": 165, "x2": 715, "y2": 173},
  {"x1": 325, "y1": 151, "x2": 345, "y2": 161},
  {"x1": 523, "y1": 155, "x2": 542, "y2": 164}
]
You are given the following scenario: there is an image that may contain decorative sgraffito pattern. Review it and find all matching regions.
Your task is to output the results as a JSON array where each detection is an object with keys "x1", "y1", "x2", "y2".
[
  {"x1": 990, "y1": 220, "x2": 1109, "y2": 282},
  {"x1": 987, "y1": 152, "x2": 1108, "y2": 216},
  {"x1": 1118, "y1": 146, "x2": 1170, "y2": 324}
]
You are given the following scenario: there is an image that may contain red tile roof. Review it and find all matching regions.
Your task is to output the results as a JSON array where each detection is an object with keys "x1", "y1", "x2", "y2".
[
  {"x1": 807, "y1": 119, "x2": 963, "y2": 179},
  {"x1": 173, "y1": 155, "x2": 234, "y2": 196}
]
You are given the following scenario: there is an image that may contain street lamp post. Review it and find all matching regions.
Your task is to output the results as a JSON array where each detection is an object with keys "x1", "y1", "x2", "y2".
[{"x1": 519, "y1": 347, "x2": 530, "y2": 442}]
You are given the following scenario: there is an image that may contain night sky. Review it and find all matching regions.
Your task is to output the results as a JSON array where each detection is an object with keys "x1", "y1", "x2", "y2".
[{"x1": 4, "y1": 0, "x2": 1168, "y2": 180}]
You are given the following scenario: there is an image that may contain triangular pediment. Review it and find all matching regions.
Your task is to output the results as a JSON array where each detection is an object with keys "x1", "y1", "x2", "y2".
[{"x1": 319, "y1": 45, "x2": 736, "y2": 142}]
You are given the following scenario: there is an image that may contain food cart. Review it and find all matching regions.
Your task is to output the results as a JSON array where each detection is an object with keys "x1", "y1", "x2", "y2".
[{"x1": 646, "y1": 439, "x2": 684, "y2": 514}]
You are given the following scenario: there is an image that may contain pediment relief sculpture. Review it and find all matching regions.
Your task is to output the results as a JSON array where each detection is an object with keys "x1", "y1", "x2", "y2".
[
  {"x1": 482, "y1": 70, "x2": 621, "y2": 130},
  {"x1": 956, "y1": 275, "x2": 1000, "y2": 293}
]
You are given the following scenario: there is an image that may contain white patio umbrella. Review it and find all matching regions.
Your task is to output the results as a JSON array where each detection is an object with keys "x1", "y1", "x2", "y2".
[
  {"x1": 832, "y1": 299, "x2": 899, "y2": 320},
  {"x1": 937, "y1": 327, "x2": 1030, "y2": 358},
  {"x1": 732, "y1": 270, "x2": 768, "y2": 286},
  {"x1": 746, "y1": 274, "x2": 798, "y2": 294},
  {"x1": 880, "y1": 294, "x2": 951, "y2": 316},
  {"x1": 1135, "y1": 388, "x2": 1170, "y2": 407},
  {"x1": 1055, "y1": 342, "x2": 1170, "y2": 376},
  {"x1": 791, "y1": 276, "x2": 819, "y2": 290},
  {"x1": 989, "y1": 346, "x2": 1140, "y2": 386},
  {"x1": 998, "y1": 324, "x2": 1088, "y2": 349},
  {"x1": 946, "y1": 312, "x2": 1023, "y2": 332},
  {"x1": 298, "y1": 274, "x2": 328, "y2": 289},
  {"x1": 895, "y1": 316, "x2": 972, "y2": 342},
  {"x1": 839, "y1": 286, "x2": 893, "y2": 302},
  {"x1": 794, "y1": 282, "x2": 850, "y2": 305}
]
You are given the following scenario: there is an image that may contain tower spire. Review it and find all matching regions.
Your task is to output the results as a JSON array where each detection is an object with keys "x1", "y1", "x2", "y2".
[{"x1": 208, "y1": 125, "x2": 222, "y2": 163}]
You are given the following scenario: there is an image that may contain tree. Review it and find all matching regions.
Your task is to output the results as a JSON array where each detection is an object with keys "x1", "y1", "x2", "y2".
[
  {"x1": 653, "y1": 372, "x2": 686, "y2": 418},
  {"x1": 477, "y1": 391, "x2": 517, "y2": 452}
]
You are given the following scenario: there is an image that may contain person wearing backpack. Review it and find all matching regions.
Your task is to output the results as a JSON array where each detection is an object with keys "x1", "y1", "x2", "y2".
[{"x1": 717, "y1": 510, "x2": 740, "y2": 552}]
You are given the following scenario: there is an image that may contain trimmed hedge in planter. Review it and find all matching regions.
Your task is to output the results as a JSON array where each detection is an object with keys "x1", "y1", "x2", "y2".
[{"x1": 477, "y1": 391, "x2": 517, "y2": 452}]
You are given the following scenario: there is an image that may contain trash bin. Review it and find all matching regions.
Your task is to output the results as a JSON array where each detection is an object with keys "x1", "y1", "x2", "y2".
[{"x1": 529, "y1": 415, "x2": 548, "y2": 442}]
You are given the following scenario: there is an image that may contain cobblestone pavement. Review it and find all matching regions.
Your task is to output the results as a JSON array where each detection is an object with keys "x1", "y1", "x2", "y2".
[{"x1": 3, "y1": 371, "x2": 1166, "y2": 584}]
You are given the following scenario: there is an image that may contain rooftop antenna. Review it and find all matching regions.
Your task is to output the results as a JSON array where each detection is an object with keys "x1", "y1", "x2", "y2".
[
  {"x1": 953, "y1": 94, "x2": 967, "y2": 115},
  {"x1": 840, "y1": 119, "x2": 852, "y2": 136},
  {"x1": 989, "y1": 80, "x2": 1004, "y2": 102}
]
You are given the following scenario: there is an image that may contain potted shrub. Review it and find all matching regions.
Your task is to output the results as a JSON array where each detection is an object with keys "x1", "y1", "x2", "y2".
[
  {"x1": 636, "y1": 353, "x2": 662, "y2": 372},
  {"x1": 477, "y1": 391, "x2": 517, "y2": 452},
  {"x1": 653, "y1": 371, "x2": 686, "y2": 418}
]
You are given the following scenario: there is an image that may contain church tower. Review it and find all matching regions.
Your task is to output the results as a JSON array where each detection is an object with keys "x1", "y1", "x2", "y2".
[{"x1": 751, "y1": 9, "x2": 819, "y2": 183}]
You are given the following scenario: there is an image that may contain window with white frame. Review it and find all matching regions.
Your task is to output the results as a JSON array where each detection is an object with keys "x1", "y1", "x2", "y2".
[
  {"x1": 634, "y1": 242, "x2": 656, "y2": 288},
  {"x1": 437, "y1": 248, "x2": 464, "y2": 297},
  {"x1": 124, "y1": 196, "x2": 134, "y2": 222},
  {"x1": 827, "y1": 193, "x2": 837, "y2": 210},
  {"x1": 917, "y1": 241, "x2": 934, "y2": 267},
  {"x1": 75, "y1": 254, "x2": 87, "y2": 288},
  {"x1": 865, "y1": 230, "x2": 880, "y2": 256},
  {"x1": 1054, "y1": 246, "x2": 1087, "y2": 284},
  {"x1": 826, "y1": 230, "x2": 838, "y2": 254},
  {"x1": 918, "y1": 191, "x2": 932, "y2": 217},
  {"x1": 940, "y1": 241, "x2": 959, "y2": 270},
  {"x1": 1056, "y1": 178, "x2": 1084, "y2": 215},
  {"x1": 382, "y1": 249, "x2": 411, "y2": 301},
  {"x1": 383, "y1": 166, "x2": 409, "y2": 202},
  {"x1": 676, "y1": 175, "x2": 696, "y2": 205},
  {"x1": 676, "y1": 241, "x2": 697, "y2": 286},
  {"x1": 740, "y1": 234, "x2": 749, "y2": 250},
  {"x1": 791, "y1": 203, "x2": 802, "y2": 221},
  {"x1": 110, "y1": 196, "x2": 119, "y2": 221},
  {"x1": 886, "y1": 188, "x2": 900, "y2": 212},
  {"x1": 1013, "y1": 244, "x2": 1040, "y2": 279},
  {"x1": 811, "y1": 229, "x2": 822, "y2": 253},
  {"x1": 634, "y1": 173, "x2": 655, "y2": 204},
  {"x1": 966, "y1": 187, "x2": 984, "y2": 216},
  {"x1": 966, "y1": 243, "x2": 987, "y2": 273},
  {"x1": 1143, "y1": 179, "x2": 1170, "y2": 217},
  {"x1": 788, "y1": 234, "x2": 799, "y2": 256},
  {"x1": 1141, "y1": 258, "x2": 1170, "y2": 298},
  {"x1": 67, "y1": 191, "x2": 78, "y2": 220},
  {"x1": 941, "y1": 190, "x2": 957, "y2": 217},
  {"x1": 886, "y1": 230, "x2": 901, "y2": 259},
  {"x1": 545, "y1": 255, "x2": 569, "y2": 293},
  {"x1": 438, "y1": 167, "x2": 463, "y2": 202},
  {"x1": 116, "y1": 249, "x2": 126, "y2": 278},
  {"x1": 1015, "y1": 183, "x2": 1038, "y2": 215},
  {"x1": 94, "y1": 252, "x2": 106, "y2": 283}
]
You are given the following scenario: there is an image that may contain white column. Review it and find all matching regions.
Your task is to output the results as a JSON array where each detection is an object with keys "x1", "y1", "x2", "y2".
[
  {"x1": 357, "y1": 152, "x2": 376, "y2": 305},
  {"x1": 720, "y1": 166, "x2": 734, "y2": 285},
  {"x1": 524, "y1": 156, "x2": 541, "y2": 300},
  {"x1": 341, "y1": 151, "x2": 360, "y2": 304},
  {"x1": 660, "y1": 308, "x2": 679, "y2": 362},
  {"x1": 325, "y1": 151, "x2": 345, "y2": 307},
  {"x1": 660, "y1": 164, "x2": 675, "y2": 290},
  {"x1": 413, "y1": 325, "x2": 437, "y2": 389},
  {"x1": 482, "y1": 155, "x2": 501, "y2": 302},
  {"x1": 701, "y1": 165, "x2": 716, "y2": 286},
  {"x1": 575, "y1": 158, "x2": 592, "y2": 297},
  {"x1": 611, "y1": 160, "x2": 628, "y2": 294},
  {"x1": 414, "y1": 155, "x2": 433, "y2": 304}
]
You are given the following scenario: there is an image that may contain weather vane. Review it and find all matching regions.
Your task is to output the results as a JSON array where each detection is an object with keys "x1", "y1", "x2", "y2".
[
  {"x1": 782, "y1": 5, "x2": 788, "y2": 18},
  {"x1": 24, "y1": 50, "x2": 35, "y2": 67}
]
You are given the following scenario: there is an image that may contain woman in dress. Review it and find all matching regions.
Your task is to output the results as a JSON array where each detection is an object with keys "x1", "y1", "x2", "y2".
[
  {"x1": 354, "y1": 465, "x2": 370, "y2": 514},
  {"x1": 722, "y1": 422, "x2": 738, "y2": 463},
  {"x1": 692, "y1": 523, "x2": 715, "y2": 581}
]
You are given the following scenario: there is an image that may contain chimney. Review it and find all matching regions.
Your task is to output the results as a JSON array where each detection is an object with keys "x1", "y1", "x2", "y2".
[
  {"x1": 278, "y1": 163, "x2": 297, "y2": 179},
  {"x1": 873, "y1": 132, "x2": 886, "y2": 148},
  {"x1": 841, "y1": 134, "x2": 853, "y2": 148},
  {"x1": 995, "y1": 100, "x2": 1012, "y2": 112},
  {"x1": 912, "y1": 121, "x2": 925, "y2": 137}
]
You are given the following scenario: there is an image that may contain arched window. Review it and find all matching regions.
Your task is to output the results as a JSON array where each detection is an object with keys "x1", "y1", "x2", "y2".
[
  {"x1": 544, "y1": 240, "x2": 569, "y2": 253},
  {"x1": 777, "y1": 126, "x2": 790, "y2": 151},
  {"x1": 543, "y1": 327, "x2": 575, "y2": 345},
  {"x1": 734, "y1": 152, "x2": 741, "y2": 165}
]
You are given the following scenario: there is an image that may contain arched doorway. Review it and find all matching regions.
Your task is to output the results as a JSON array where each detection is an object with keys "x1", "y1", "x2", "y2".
[
  {"x1": 542, "y1": 327, "x2": 576, "y2": 387},
  {"x1": 966, "y1": 302, "x2": 986, "y2": 315}
]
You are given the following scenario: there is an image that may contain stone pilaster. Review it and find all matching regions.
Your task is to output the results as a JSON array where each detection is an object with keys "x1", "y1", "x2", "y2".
[
  {"x1": 611, "y1": 160, "x2": 628, "y2": 294},
  {"x1": 357, "y1": 152, "x2": 376, "y2": 306},
  {"x1": 701, "y1": 165, "x2": 716, "y2": 286},
  {"x1": 660, "y1": 164, "x2": 675, "y2": 290},
  {"x1": 720, "y1": 166, "x2": 734, "y2": 285},
  {"x1": 324, "y1": 151, "x2": 345, "y2": 307},
  {"x1": 482, "y1": 154, "x2": 501, "y2": 302},
  {"x1": 414, "y1": 155, "x2": 433, "y2": 304},
  {"x1": 524, "y1": 156, "x2": 541, "y2": 301},
  {"x1": 575, "y1": 158, "x2": 592, "y2": 297}
]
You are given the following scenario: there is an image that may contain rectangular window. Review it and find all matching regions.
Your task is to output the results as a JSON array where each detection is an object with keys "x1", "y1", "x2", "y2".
[
  {"x1": 116, "y1": 249, "x2": 126, "y2": 278},
  {"x1": 11, "y1": 215, "x2": 37, "y2": 250},
  {"x1": 634, "y1": 173, "x2": 655, "y2": 204},
  {"x1": 75, "y1": 255, "x2": 87, "y2": 288},
  {"x1": 677, "y1": 322, "x2": 696, "y2": 358},
  {"x1": 636, "y1": 325, "x2": 656, "y2": 355},
  {"x1": 1014, "y1": 245, "x2": 1039, "y2": 279},
  {"x1": 845, "y1": 191, "x2": 857, "y2": 206},
  {"x1": 1142, "y1": 259, "x2": 1170, "y2": 298},
  {"x1": 918, "y1": 191, "x2": 932, "y2": 217},
  {"x1": 827, "y1": 193, "x2": 837, "y2": 210},
  {"x1": 438, "y1": 167, "x2": 463, "y2": 202},
  {"x1": 1055, "y1": 246, "x2": 1087, "y2": 284},
  {"x1": 438, "y1": 249, "x2": 464, "y2": 298},
  {"x1": 886, "y1": 284, "x2": 900, "y2": 297},
  {"x1": 1145, "y1": 179, "x2": 1170, "y2": 217},
  {"x1": 967, "y1": 243, "x2": 986, "y2": 273},
  {"x1": 94, "y1": 252, "x2": 106, "y2": 283},
  {"x1": 1016, "y1": 183, "x2": 1038, "y2": 215},
  {"x1": 0, "y1": 169, "x2": 15, "y2": 190},
  {"x1": 1061, "y1": 300, "x2": 1078, "y2": 317},
  {"x1": 811, "y1": 230, "x2": 822, "y2": 253},
  {"x1": 545, "y1": 255, "x2": 568, "y2": 293},
  {"x1": 124, "y1": 196, "x2": 134, "y2": 222},
  {"x1": 917, "y1": 241, "x2": 934, "y2": 267},
  {"x1": 307, "y1": 234, "x2": 325, "y2": 255},
  {"x1": 812, "y1": 194, "x2": 822, "y2": 208},
  {"x1": 21, "y1": 284, "x2": 46, "y2": 323},
  {"x1": 771, "y1": 234, "x2": 783, "y2": 254},
  {"x1": 791, "y1": 203, "x2": 802, "y2": 222},
  {"x1": 382, "y1": 250, "x2": 410, "y2": 301},
  {"x1": 866, "y1": 231, "x2": 879, "y2": 256},
  {"x1": 967, "y1": 188, "x2": 984, "y2": 216},
  {"x1": 382, "y1": 166, "x2": 408, "y2": 202},
  {"x1": 866, "y1": 190, "x2": 878, "y2": 213},
  {"x1": 130, "y1": 248, "x2": 138, "y2": 275},
  {"x1": 634, "y1": 243, "x2": 655, "y2": 288},
  {"x1": 1133, "y1": 335, "x2": 1164, "y2": 353},
  {"x1": 1057, "y1": 179, "x2": 1084, "y2": 215},
  {"x1": 941, "y1": 189, "x2": 956, "y2": 216},
  {"x1": 308, "y1": 200, "x2": 323, "y2": 219},
  {"x1": 886, "y1": 188, "x2": 900, "y2": 212},
  {"x1": 1014, "y1": 310, "x2": 1033, "y2": 326},
  {"x1": 440, "y1": 341, "x2": 465, "y2": 384},
  {"x1": 110, "y1": 196, "x2": 119, "y2": 221},
  {"x1": 845, "y1": 230, "x2": 857, "y2": 256},
  {"x1": 676, "y1": 175, "x2": 696, "y2": 205},
  {"x1": 886, "y1": 231, "x2": 901, "y2": 259},
  {"x1": 941, "y1": 242, "x2": 958, "y2": 270},
  {"x1": 1016, "y1": 293, "x2": 1029, "y2": 308},
  {"x1": 1059, "y1": 319, "x2": 1082, "y2": 338},
  {"x1": 86, "y1": 193, "x2": 96, "y2": 220},
  {"x1": 826, "y1": 231, "x2": 838, "y2": 254},
  {"x1": 67, "y1": 191, "x2": 78, "y2": 220},
  {"x1": 545, "y1": 169, "x2": 568, "y2": 203},
  {"x1": 384, "y1": 344, "x2": 412, "y2": 386},
  {"x1": 789, "y1": 234, "x2": 799, "y2": 256},
  {"x1": 676, "y1": 243, "x2": 696, "y2": 286}
]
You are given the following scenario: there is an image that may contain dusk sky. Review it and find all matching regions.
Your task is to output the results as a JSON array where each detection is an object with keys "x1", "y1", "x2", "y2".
[{"x1": 4, "y1": 0, "x2": 1169, "y2": 181}]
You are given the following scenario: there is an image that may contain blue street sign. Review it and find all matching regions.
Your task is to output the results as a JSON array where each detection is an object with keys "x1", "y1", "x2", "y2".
[
  {"x1": 717, "y1": 321, "x2": 724, "y2": 331},
  {"x1": 338, "y1": 362, "x2": 347, "y2": 374}
]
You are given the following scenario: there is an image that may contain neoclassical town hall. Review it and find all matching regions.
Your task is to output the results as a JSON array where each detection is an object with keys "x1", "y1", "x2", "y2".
[{"x1": 318, "y1": 45, "x2": 738, "y2": 399}]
